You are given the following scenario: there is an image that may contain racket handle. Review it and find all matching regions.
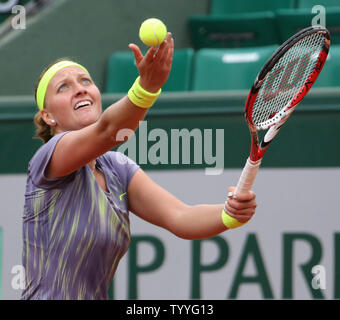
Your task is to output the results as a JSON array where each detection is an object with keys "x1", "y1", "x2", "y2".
[{"x1": 235, "y1": 158, "x2": 262, "y2": 194}]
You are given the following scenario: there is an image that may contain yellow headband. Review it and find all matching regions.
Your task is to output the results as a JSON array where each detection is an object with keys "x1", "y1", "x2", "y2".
[{"x1": 36, "y1": 60, "x2": 89, "y2": 110}]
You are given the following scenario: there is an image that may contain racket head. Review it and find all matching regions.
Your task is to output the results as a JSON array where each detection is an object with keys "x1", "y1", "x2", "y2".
[{"x1": 245, "y1": 26, "x2": 330, "y2": 132}]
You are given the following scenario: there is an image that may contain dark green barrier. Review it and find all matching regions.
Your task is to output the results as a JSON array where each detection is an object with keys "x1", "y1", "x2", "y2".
[{"x1": 0, "y1": 89, "x2": 340, "y2": 174}]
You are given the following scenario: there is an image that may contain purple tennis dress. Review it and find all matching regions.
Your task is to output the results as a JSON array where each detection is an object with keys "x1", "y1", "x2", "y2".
[{"x1": 21, "y1": 132, "x2": 139, "y2": 299}]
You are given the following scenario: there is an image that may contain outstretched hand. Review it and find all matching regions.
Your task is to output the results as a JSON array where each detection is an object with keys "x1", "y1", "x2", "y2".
[
  {"x1": 224, "y1": 186, "x2": 257, "y2": 224},
  {"x1": 128, "y1": 32, "x2": 174, "y2": 93}
]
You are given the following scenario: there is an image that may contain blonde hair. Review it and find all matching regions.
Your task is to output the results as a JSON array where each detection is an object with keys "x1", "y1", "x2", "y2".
[{"x1": 33, "y1": 58, "x2": 77, "y2": 143}]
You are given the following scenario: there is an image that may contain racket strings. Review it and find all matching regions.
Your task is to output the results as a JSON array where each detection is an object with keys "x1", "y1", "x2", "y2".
[{"x1": 252, "y1": 32, "x2": 325, "y2": 127}]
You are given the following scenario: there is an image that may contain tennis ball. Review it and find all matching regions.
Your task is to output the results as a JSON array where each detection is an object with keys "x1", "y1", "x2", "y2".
[{"x1": 139, "y1": 18, "x2": 167, "y2": 47}]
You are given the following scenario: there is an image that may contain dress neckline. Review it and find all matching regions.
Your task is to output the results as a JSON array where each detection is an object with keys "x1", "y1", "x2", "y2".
[{"x1": 87, "y1": 158, "x2": 111, "y2": 195}]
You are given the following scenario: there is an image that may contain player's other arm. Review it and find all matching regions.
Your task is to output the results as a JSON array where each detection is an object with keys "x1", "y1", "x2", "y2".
[{"x1": 127, "y1": 169, "x2": 256, "y2": 240}]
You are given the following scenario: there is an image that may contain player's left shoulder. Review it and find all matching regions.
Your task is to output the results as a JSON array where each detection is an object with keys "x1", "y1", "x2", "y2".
[
  {"x1": 108, "y1": 151, "x2": 137, "y2": 166},
  {"x1": 100, "y1": 151, "x2": 138, "y2": 172}
]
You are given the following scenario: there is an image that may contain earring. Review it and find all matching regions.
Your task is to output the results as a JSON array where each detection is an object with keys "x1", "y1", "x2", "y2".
[{"x1": 51, "y1": 120, "x2": 56, "y2": 124}]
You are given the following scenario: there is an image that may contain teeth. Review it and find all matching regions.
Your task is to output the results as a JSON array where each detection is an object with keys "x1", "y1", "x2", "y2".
[{"x1": 75, "y1": 100, "x2": 91, "y2": 110}]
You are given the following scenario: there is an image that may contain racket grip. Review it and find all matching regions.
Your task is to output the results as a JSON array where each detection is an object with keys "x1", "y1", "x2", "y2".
[{"x1": 235, "y1": 158, "x2": 262, "y2": 194}]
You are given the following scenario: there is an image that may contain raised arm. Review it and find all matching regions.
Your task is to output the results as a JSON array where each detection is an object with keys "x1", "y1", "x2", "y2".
[{"x1": 46, "y1": 33, "x2": 174, "y2": 178}]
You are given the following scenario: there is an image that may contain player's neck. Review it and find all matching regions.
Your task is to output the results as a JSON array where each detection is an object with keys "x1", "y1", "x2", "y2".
[{"x1": 88, "y1": 159, "x2": 97, "y2": 172}]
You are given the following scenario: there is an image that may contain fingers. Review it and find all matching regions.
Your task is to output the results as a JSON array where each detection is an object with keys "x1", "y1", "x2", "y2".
[
  {"x1": 128, "y1": 43, "x2": 144, "y2": 65},
  {"x1": 227, "y1": 186, "x2": 256, "y2": 202},
  {"x1": 157, "y1": 32, "x2": 172, "y2": 52},
  {"x1": 227, "y1": 197, "x2": 257, "y2": 210},
  {"x1": 165, "y1": 35, "x2": 174, "y2": 67},
  {"x1": 224, "y1": 201, "x2": 256, "y2": 223},
  {"x1": 132, "y1": 32, "x2": 173, "y2": 66},
  {"x1": 154, "y1": 33, "x2": 173, "y2": 63},
  {"x1": 144, "y1": 46, "x2": 158, "y2": 64},
  {"x1": 227, "y1": 186, "x2": 236, "y2": 197},
  {"x1": 225, "y1": 186, "x2": 257, "y2": 223}
]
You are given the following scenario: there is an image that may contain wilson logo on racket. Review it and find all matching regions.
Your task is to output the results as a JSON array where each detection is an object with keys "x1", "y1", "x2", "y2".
[{"x1": 262, "y1": 51, "x2": 314, "y2": 102}]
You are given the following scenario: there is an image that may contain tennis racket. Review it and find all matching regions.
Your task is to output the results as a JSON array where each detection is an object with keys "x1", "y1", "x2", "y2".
[{"x1": 235, "y1": 26, "x2": 330, "y2": 194}]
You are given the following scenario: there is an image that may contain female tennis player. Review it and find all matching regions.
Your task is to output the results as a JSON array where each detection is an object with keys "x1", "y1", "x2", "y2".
[{"x1": 21, "y1": 33, "x2": 257, "y2": 299}]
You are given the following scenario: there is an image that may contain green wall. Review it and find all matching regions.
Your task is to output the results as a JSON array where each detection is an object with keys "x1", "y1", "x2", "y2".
[
  {"x1": 0, "y1": 0, "x2": 209, "y2": 95},
  {"x1": 1, "y1": 88, "x2": 339, "y2": 174}
]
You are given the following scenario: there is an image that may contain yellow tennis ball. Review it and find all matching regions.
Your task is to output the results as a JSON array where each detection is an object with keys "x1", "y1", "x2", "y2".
[{"x1": 139, "y1": 18, "x2": 167, "y2": 47}]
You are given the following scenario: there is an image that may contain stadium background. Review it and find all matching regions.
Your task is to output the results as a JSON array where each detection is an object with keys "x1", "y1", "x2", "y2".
[{"x1": 0, "y1": 0, "x2": 339, "y2": 299}]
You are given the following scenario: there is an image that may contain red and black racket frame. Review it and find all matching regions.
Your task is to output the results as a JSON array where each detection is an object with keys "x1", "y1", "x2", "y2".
[{"x1": 243, "y1": 26, "x2": 330, "y2": 162}]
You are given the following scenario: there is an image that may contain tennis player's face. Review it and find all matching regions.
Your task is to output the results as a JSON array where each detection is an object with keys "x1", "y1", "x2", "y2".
[{"x1": 44, "y1": 66, "x2": 102, "y2": 131}]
